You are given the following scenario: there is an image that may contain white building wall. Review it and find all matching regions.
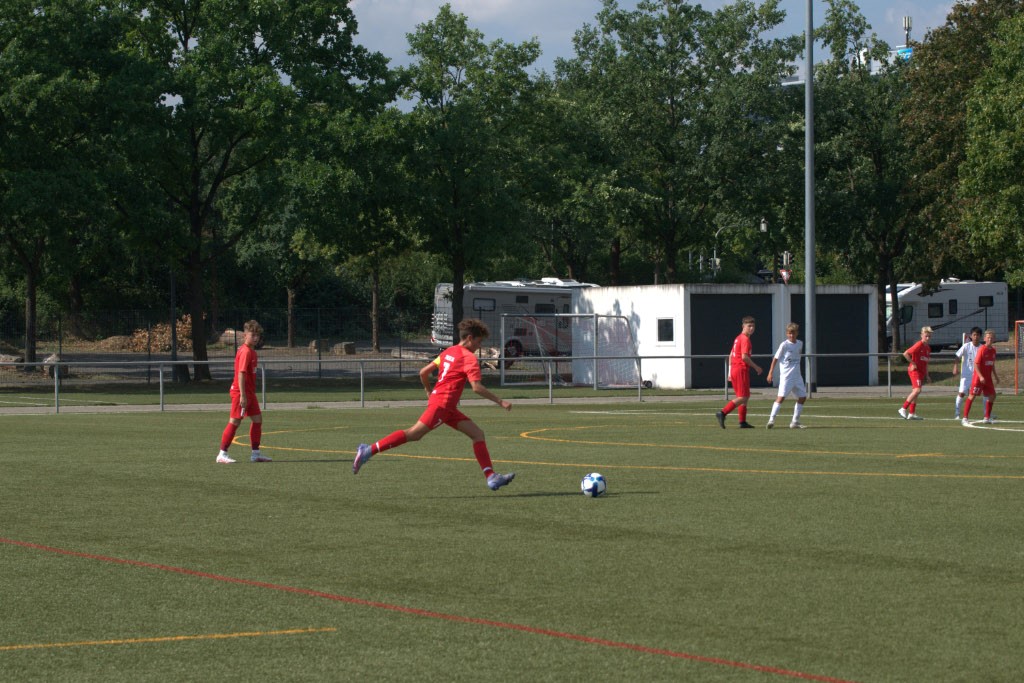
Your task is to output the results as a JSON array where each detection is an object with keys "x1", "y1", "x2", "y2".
[{"x1": 573, "y1": 283, "x2": 878, "y2": 389}]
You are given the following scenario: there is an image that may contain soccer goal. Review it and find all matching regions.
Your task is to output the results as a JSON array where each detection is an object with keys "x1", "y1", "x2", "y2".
[
  {"x1": 1016, "y1": 320, "x2": 1024, "y2": 395},
  {"x1": 497, "y1": 313, "x2": 641, "y2": 389}
]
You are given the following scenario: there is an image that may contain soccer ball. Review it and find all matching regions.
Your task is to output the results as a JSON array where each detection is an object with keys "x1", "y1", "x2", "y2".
[{"x1": 580, "y1": 472, "x2": 607, "y2": 498}]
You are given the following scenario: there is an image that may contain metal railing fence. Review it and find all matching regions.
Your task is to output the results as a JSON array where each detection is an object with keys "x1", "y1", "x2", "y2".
[{"x1": 0, "y1": 352, "x2": 925, "y2": 414}]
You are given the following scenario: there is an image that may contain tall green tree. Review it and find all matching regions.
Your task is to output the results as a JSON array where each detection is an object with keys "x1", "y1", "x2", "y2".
[
  {"x1": 124, "y1": 0, "x2": 387, "y2": 379},
  {"x1": 812, "y1": 0, "x2": 913, "y2": 349},
  {"x1": 901, "y1": 0, "x2": 1024, "y2": 282},
  {"x1": 563, "y1": 0, "x2": 800, "y2": 284},
  {"x1": 400, "y1": 4, "x2": 540, "y2": 329},
  {"x1": 0, "y1": 0, "x2": 153, "y2": 362},
  {"x1": 959, "y1": 13, "x2": 1024, "y2": 286}
]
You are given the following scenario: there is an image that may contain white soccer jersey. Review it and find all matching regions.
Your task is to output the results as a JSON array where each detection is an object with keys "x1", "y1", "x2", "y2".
[
  {"x1": 955, "y1": 341, "x2": 980, "y2": 393},
  {"x1": 773, "y1": 338, "x2": 807, "y2": 398}
]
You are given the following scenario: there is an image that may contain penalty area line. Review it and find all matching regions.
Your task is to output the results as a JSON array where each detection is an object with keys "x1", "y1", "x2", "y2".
[{"x1": 0, "y1": 537, "x2": 858, "y2": 683}]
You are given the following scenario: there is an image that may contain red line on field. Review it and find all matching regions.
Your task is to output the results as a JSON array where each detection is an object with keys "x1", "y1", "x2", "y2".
[{"x1": 1, "y1": 537, "x2": 857, "y2": 683}]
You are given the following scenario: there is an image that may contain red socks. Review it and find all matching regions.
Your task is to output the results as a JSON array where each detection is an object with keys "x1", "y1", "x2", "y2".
[
  {"x1": 738, "y1": 405, "x2": 747, "y2": 422},
  {"x1": 250, "y1": 422, "x2": 262, "y2": 450},
  {"x1": 473, "y1": 441, "x2": 494, "y2": 477},
  {"x1": 220, "y1": 423, "x2": 239, "y2": 451},
  {"x1": 722, "y1": 400, "x2": 737, "y2": 415},
  {"x1": 373, "y1": 430, "x2": 408, "y2": 454}
]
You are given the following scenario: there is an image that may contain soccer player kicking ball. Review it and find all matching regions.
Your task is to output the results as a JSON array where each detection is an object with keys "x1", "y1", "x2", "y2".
[
  {"x1": 353, "y1": 318, "x2": 516, "y2": 491},
  {"x1": 961, "y1": 329, "x2": 1000, "y2": 426},
  {"x1": 765, "y1": 323, "x2": 808, "y2": 429},
  {"x1": 216, "y1": 320, "x2": 271, "y2": 463},
  {"x1": 898, "y1": 326, "x2": 932, "y2": 420},
  {"x1": 716, "y1": 316, "x2": 763, "y2": 429}
]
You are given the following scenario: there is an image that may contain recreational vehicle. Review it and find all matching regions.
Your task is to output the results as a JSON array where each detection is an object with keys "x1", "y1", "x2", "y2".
[
  {"x1": 885, "y1": 279, "x2": 1008, "y2": 349},
  {"x1": 431, "y1": 278, "x2": 598, "y2": 358}
]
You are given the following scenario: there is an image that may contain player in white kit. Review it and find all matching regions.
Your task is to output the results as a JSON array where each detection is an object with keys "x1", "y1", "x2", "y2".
[
  {"x1": 765, "y1": 323, "x2": 808, "y2": 429},
  {"x1": 952, "y1": 327, "x2": 982, "y2": 420}
]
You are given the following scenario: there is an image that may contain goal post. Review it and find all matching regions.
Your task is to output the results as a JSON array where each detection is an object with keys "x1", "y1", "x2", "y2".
[
  {"x1": 1016, "y1": 320, "x2": 1024, "y2": 395},
  {"x1": 497, "y1": 313, "x2": 641, "y2": 389}
]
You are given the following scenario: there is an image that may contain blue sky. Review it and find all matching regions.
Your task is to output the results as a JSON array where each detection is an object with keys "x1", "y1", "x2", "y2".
[{"x1": 349, "y1": 0, "x2": 955, "y2": 73}]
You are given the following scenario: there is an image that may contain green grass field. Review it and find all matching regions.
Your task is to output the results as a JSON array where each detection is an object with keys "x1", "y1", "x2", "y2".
[{"x1": 3, "y1": 396, "x2": 1023, "y2": 681}]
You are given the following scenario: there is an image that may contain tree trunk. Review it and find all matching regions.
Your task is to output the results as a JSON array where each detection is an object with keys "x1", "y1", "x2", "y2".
[
  {"x1": 24, "y1": 266, "x2": 38, "y2": 364},
  {"x1": 371, "y1": 269, "x2": 381, "y2": 352},
  {"x1": 187, "y1": 247, "x2": 212, "y2": 381},
  {"x1": 609, "y1": 236, "x2": 621, "y2": 285},
  {"x1": 287, "y1": 287, "x2": 296, "y2": 348}
]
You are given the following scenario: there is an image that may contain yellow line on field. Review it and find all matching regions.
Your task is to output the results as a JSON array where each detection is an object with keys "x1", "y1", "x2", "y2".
[
  {"x1": 0, "y1": 627, "x2": 336, "y2": 652},
  {"x1": 518, "y1": 426, "x2": 927, "y2": 459}
]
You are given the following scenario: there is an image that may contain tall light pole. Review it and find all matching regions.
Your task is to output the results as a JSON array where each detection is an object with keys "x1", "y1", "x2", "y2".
[{"x1": 804, "y1": 0, "x2": 817, "y2": 391}]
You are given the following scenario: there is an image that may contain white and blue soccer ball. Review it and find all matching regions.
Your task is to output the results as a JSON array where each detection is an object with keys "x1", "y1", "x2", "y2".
[{"x1": 580, "y1": 472, "x2": 607, "y2": 498}]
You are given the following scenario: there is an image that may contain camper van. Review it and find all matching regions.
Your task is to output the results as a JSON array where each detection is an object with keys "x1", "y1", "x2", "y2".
[
  {"x1": 885, "y1": 279, "x2": 1008, "y2": 349},
  {"x1": 431, "y1": 278, "x2": 598, "y2": 358}
]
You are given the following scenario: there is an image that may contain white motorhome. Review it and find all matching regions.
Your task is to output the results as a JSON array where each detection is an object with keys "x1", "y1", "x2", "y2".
[
  {"x1": 885, "y1": 279, "x2": 1008, "y2": 348},
  {"x1": 431, "y1": 278, "x2": 598, "y2": 357}
]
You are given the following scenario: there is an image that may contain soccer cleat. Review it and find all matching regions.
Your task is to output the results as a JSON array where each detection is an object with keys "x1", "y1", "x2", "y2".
[
  {"x1": 353, "y1": 444, "x2": 373, "y2": 474},
  {"x1": 907, "y1": 413, "x2": 923, "y2": 420},
  {"x1": 216, "y1": 451, "x2": 235, "y2": 464},
  {"x1": 789, "y1": 421, "x2": 805, "y2": 429},
  {"x1": 982, "y1": 417, "x2": 994, "y2": 424},
  {"x1": 738, "y1": 422, "x2": 755, "y2": 429},
  {"x1": 250, "y1": 450, "x2": 271, "y2": 463},
  {"x1": 961, "y1": 418, "x2": 971, "y2": 427},
  {"x1": 898, "y1": 407, "x2": 909, "y2": 419},
  {"x1": 715, "y1": 411, "x2": 726, "y2": 429},
  {"x1": 766, "y1": 420, "x2": 774, "y2": 429},
  {"x1": 487, "y1": 472, "x2": 515, "y2": 491}
]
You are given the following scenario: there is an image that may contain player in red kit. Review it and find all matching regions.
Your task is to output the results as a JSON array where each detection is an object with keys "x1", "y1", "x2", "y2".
[
  {"x1": 898, "y1": 326, "x2": 932, "y2": 420},
  {"x1": 353, "y1": 318, "x2": 516, "y2": 491},
  {"x1": 716, "y1": 316, "x2": 763, "y2": 429},
  {"x1": 961, "y1": 329, "x2": 1000, "y2": 426},
  {"x1": 216, "y1": 320, "x2": 271, "y2": 463}
]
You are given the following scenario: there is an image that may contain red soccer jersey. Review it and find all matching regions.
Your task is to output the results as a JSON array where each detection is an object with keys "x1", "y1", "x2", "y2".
[
  {"x1": 905, "y1": 340, "x2": 930, "y2": 374},
  {"x1": 429, "y1": 344, "x2": 482, "y2": 410},
  {"x1": 730, "y1": 333, "x2": 752, "y2": 370},
  {"x1": 230, "y1": 344, "x2": 258, "y2": 395},
  {"x1": 973, "y1": 344, "x2": 997, "y2": 382}
]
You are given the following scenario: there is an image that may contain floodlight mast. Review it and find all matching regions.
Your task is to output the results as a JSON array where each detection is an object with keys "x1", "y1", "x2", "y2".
[{"x1": 804, "y1": 0, "x2": 817, "y2": 392}]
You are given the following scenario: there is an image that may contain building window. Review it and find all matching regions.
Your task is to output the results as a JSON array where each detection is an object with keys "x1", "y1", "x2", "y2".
[
  {"x1": 657, "y1": 318, "x2": 674, "y2": 342},
  {"x1": 471, "y1": 297, "x2": 496, "y2": 312},
  {"x1": 979, "y1": 296, "x2": 993, "y2": 308},
  {"x1": 949, "y1": 299, "x2": 958, "y2": 315},
  {"x1": 928, "y1": 303, "x2": 943, "y2": 318}
]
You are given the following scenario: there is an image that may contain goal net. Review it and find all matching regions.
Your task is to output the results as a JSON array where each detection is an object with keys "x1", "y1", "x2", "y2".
[
  {"x1": 1016, "y1": 320, "x2": 1024, "y2": 395},
  {"x1": 497, "y1": 313, "x2": 640, "y2": 389}
]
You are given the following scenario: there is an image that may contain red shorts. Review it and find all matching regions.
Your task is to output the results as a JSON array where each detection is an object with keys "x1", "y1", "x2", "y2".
[
  {"x1": 729, "y1": 367, "x2": 750, "y2": 398},
  {"x1": 230, "y1": 391, "x2": 261, "y2": 419},
  {"x1": 908, "y1": 371, "x2": 924, "y2": 389},
  {"x1": 418, "y1": 404, "x2": 470, "y2": 430},
  {"x1": 969, "y1": 377, "x2": 994, "y2": 397}
]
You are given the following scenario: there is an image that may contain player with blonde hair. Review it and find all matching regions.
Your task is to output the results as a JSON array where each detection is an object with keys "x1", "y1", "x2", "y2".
[
  {"x1": 765, "y1": 323, "x2": 808, "y2": 429},
  {"x1": 898, "y1": 326, "x2": 932, "y2": 420},
  {"x1": 962, "y1": 329, "x2": 1000, "y2": 426}
]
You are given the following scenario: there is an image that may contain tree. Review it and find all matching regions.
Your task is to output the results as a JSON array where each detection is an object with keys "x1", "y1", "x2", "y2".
[
  {"x1": 0, "y1": 1, "x2": 153, "y2": 362},
  {"x1": 401, "y1": 4, "x2": 541, "y2": 329},
  {"x1": 561, "y1": 0, "x2": 800, "y2": 284},
  {"x1": 124, "y1": 0, "x2": 387, "y2": 379},
  {"x1": 900, "y1": 0, "x2": 1024, "y2": 282},
  {"x1": 812, "y1": 0, "x2": 914, "y2": 350},
  {"x1": 958, "y1": 14, "x2": 1024, "y2": 286}
]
